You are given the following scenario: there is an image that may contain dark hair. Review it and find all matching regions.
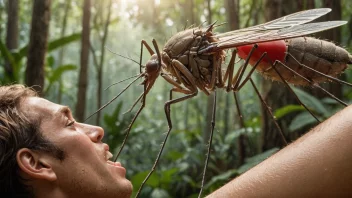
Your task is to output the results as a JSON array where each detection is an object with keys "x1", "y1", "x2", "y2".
[{"x1": 0, "y1": 85, "x2": 65, "y2": 197}]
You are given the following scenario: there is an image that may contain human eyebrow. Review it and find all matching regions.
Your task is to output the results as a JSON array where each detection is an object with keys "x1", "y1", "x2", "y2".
[{"x1": 55, "y1": 106, "x2": 74, "y2": 119}]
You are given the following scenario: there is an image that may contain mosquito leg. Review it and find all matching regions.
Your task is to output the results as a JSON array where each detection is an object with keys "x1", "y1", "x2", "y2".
[
  {"x1": 114, "y1": 85, "x2": 147, "y2": 161},
  {"x1": 135, "y1": 90, "x2": 198, "y2": 197},
  {"x1": 199, "y1": 90, "x2": 217, "y2": 198},
  {"x1": 123, "y1": 92, "x2": 143, "y2": 114},
  {"x1": 313, "y1": 83, "x2": 347, "y2": 106},
  {"x1": 234, "y1": 92, "x2": 249, "y2": 164},
  {"x1": 232, "y1": 44, "x2": 258, "y2": 90},
  {"x1": 140, "y1": 40, "x2": 155, "y2": 73},
  {"x1": 136, "y1": 58, "x2": 199, "y2": 197},
  {"x1": 249, "y1": 78, "x2": 288, "y2": 145},
  {"x1": 208, "y1": 54, "x2": 219, "y2": 90},
  {"x1": 236, "y1": 52, "x2": 267, "y2": 91},
  {"x1": 272, "y1": 61, "x2": 321, "y2": 122},
  {"x1": 276, "y1": 60, "x2": 348, "y2": 107},
  {"x1": 286, "y1": 53, "x2": 352, "y2": 87},
  {"x1": 222, "y1": 49, "x2": 237, "y2": 92},
  {"x1": 234, "y1": 92, "x2": 246, "y2": 128}
]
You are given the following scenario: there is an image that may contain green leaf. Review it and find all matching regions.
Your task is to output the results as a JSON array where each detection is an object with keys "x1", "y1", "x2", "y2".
[
  {"x1": 274, "y1": 104, "x2": 305, "y2": 119},
  {"x1": 44, "y1": 64, "x2": 77, "y2": 94},
  {"x1": 17, "y1": 33, "x2": 81, "y2": 61},
  {"x1": 0, "y1": 40, "x2": 16, "y2": 68},
  {"x1": 165, "y1": 151, "x2": 184, "y2": 161},
  {"x1": 131, "y1": 171, "x2": 160, "y2": 188},
  {"x1": 47, "y1": 33, "x2": 81, "y2": 51},
  {"x1": 0, "y1": 40, "x2": 18, "y2": 81},
  {"x1": 48, "y1": 64, "x2": 77, "y2": 83},
  {"x1": 289, "y1": 112, "x2": 320, "y2": 131},
  {"x1": 291, "y1": 87, "x2": 329, "y2": 117},
  {"x1": 204, "y1": 169, "x2": 238, "y2": 189},
  {"x1": 46, "y1": 56, "x2": 55, "y2": 68},
  {"x1": 238, "y1": 147, "x2": 279, "y2": 174}
]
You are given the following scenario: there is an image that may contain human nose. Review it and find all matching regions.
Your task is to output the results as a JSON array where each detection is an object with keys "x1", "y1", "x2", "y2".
[{"x1": 81, "y1": 124, "x2": 105, "y2": 142}]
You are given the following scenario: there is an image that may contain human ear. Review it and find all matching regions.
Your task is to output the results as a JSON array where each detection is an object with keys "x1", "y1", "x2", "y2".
[{"x1": 16, "y1": 148, "x2": 57, "y2": 181}]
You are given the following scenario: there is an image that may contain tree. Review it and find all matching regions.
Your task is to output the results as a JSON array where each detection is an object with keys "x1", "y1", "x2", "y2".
[
  {"x1": 225, "y1": 0, "x2": 247, "y2": 166},
  {"x1": 57, "y1": 0, "x2": 71, "y2": 103},
  {"x1": 260, "y1": 0, "x2": 299, "y2": 151},
  {"x1": 91, "y1": 0, "x2": 113, "y2": 125},
  {"x1": 25, "y1": 0, "x2": 52, "y2": 95},
  {"x1": 5, "y1": 0, "x2": 19, "y2": 80},
  {"x1": 311, "y1": 0, "x2": 343, "y2": 99},
  {"x1": 75, "y1": 0, "x2": 91, "y2": 121}
]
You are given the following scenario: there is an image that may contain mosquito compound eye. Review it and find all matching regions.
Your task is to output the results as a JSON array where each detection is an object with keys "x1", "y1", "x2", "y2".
[{"x1": 146, "y1": 60, "x2": 159, "y2": 73}]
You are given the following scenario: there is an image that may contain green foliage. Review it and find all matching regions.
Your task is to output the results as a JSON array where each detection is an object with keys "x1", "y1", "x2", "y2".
[
  {"x1": 274, "y1": 104, "x2": 305, "y2": 119},
  {"x1": 0, "y1": 33, "x2": 81, "y2": 84},
  {"x1": 238, "y1": 147, "x2": 280, "y2": 174},
  {"x1": 0, "y1": 40, "x2": 19, "y2": 81},
  {"x1": 102, "y1": 101, "x2": 137, "y2": 152},
  {"x1": 3, "y1": 0, "x2": 352, "y2": 197},
  {"x1": 45, "y1": 64, "x2": 77, "y2": 93}
]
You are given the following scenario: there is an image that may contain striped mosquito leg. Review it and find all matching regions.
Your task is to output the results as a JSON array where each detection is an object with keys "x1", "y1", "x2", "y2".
[
  {"x1": 235, "y1": 52, "x2": 267, "y2": 91},
  {"x1": 136, "y1": 58, "x2": 199, "y2": 197},
  {"x1": 271, "y1": 61, "x2": 321, "y2": 122},
  {"x1": 286, "y1": 53, "x2": 352, "y2": 87},
  {"x1": 140, "y1": 40, "x2": 155, "y2": 73},
  {"x1": 275, "y1": 60, "x2": 348, "y2": 107},
  {"x1": 114, "y1": 85, "x2": 147, "y2": 161},
  {"x1": 232, "y1": 44, "x2": 258, "y2": 90},
  {"x1": 199, "y1": 90, "x2": 217, "y2": 198},
  {"x1": 249, "y1": 78, "x2": 288, "y2": 145},
  {"x1": 135, "y1": 90, "x2": 198, "y2": 198}
]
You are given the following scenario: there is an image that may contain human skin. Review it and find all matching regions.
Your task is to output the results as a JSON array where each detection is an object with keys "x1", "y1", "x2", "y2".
[
  {"x1": 16, "y1": 97, "x2": 132, "y2": 198},
  {"x1": 207, "y1": 105, "x2": 352, "y2": 198}
]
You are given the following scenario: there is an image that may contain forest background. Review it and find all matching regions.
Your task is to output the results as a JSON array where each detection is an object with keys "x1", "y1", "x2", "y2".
[{"x1": 1, "y1": 0, "x2": 352, "y2": 197}]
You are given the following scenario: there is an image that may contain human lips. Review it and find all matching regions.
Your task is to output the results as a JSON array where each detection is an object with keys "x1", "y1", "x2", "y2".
[{"x1": 105, "y1": 151, "x2": 126, "y2": 174}]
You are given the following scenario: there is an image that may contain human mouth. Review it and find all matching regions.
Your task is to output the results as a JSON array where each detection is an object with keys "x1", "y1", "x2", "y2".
[{"x1": 105, "y1": 151, "x2": 126, "y2": 173}]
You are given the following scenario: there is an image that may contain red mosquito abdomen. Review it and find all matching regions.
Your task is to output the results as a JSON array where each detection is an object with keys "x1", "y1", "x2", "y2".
[
  {"x1": 237, "y1": 38, "x2": 351, "y2": 86},
  {"x1": 237, "y1": 40, "x2": 287, "y2": 71}
]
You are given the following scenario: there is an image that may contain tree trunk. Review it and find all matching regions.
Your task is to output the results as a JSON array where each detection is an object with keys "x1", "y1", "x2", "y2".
[
  {"x1": 75, "y1": 0, "x2": 91, "y2": 121},
  {"x1": 225, "y1": 0, "x2": 245, "y2": 166},
  {"x1": 57, "y1": 0, "x2": 71, "y2": 103},
  {"x1": 207, "y1": 0, "x2": 212, "y2": 24},
  {"x1": 297, "y1": 0, "x2": 315, "y2": 10},
  {"x1": 5, "y1": 0, "x2": 19, "y2": 80},
  {"x1": 92, "y1": 0, "x2": 112, "y2": 125},
  {"x1": 310, "y1": 0, "x2": 343, "y2": 99},
  {"x1": 260, "y1": 0, "x2": 298, "y2": 151},
  {"x1": 25, "y1": 0, "x2": 51, "y2": 95}
]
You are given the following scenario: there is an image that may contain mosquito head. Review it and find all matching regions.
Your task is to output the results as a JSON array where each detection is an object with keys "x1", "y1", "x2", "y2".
[{"x1": 145, "y1": 54, "x2": 162, "y2": 75}]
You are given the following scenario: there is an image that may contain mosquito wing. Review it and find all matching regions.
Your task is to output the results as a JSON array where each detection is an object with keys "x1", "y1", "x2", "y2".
[{"x1": 199, "y1": 8, "x2": 347, "y2": 53}]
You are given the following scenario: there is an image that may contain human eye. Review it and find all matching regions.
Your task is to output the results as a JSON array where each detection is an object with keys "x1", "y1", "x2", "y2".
[{"x1": 66, "y1": 119, "x2": 76, "y2": 127}]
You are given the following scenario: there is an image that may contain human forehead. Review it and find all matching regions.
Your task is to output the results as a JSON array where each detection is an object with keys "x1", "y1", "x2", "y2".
[{"x1": 21, "y1": 97, "x2": 70, "y2": 120}]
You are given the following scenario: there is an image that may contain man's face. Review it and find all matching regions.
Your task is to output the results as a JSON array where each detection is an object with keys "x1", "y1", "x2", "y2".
[{"x1": 21, "y1": 97, "x2": 132, "y2": 197}]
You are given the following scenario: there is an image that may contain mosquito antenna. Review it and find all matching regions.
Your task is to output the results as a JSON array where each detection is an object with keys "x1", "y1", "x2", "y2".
[
  {"x1": 123, "y1": 93, "x2": 143, "y2": 114},
  {"x1": 84, "y1": 74, "x2": 143, "y2": 121},
  {"x1": 105, "y1": 46, "x2": 140, "y2": 65},
  {"x1": 152, "y1": 39, "x2": 162, "y2": 66},
  {"x1": 104, "y1": 73, "x2": 142, "y2": 91}
]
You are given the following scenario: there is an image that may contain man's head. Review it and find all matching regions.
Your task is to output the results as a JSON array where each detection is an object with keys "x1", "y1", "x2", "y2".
[{"x1": 0, "y1": 85, "x2": 132, "y2": 197}]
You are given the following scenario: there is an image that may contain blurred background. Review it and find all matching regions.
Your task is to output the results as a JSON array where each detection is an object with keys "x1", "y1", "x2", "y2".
[{"x1": 1, "y1": 0, "x2": 352, "y2": 197}]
